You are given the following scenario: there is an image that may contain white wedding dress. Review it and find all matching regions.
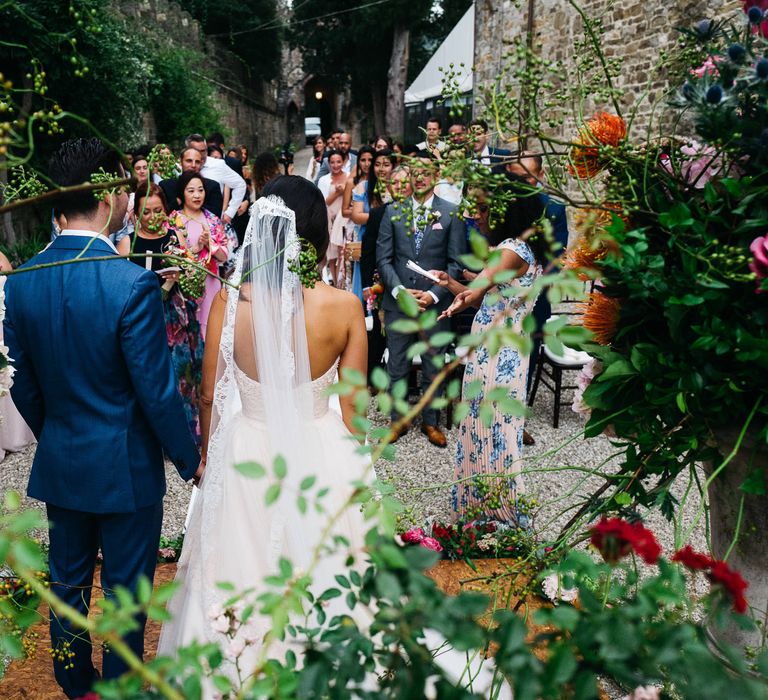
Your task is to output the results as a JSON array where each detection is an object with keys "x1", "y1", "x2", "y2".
[{"x1": 157, "y1": 197, "x2": 371, "y2": 685}]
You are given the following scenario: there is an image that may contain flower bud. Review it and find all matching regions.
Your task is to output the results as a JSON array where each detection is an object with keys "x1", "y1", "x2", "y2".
[
  {"x1": 727, "y1": 43, "x2": 746, "y2": 62},
  {"x1": 747, "y1": 6, "x2": 764, "y2": 23},
  {"x1": 705, "y1": 84, "x2": 723, "y2": 103},
  {"x1": 695, "y1": 19, "x2": 715, "y2": 38}
]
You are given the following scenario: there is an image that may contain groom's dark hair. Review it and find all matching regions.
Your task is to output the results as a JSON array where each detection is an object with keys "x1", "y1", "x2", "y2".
[
  {"x1": 49, "y1": 137, "x2": 124, "y2": 218},
  {"x1": 261, "y1": 175, "x2": 329, "y2": 261}
]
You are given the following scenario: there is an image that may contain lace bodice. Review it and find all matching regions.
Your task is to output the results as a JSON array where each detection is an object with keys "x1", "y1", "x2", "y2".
[{"x1": 234, "y1": 359, "x2": 340, "y2": 421}]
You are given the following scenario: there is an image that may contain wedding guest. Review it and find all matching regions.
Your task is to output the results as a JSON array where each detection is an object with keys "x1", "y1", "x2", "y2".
[
  {"x1": 356, "y1": 152, "x2": 398, "y2": 380},
  {"x1": 470, "y1": 118, "x2": 511, "y2": 172},
  {"x1": 437, "y1": 174, "x2": 545, "y2": 524},
  {"x1": 206, "y1": 131, "x2": 244, "y2": 177},
  {"x1": 207, "y1": 144, "x2": 224, "y2": 160},
  {"x1": 374, "y1": 135, "x2": 394, "y2": 152},
  {"x1": 305, "y1": 135, "x2": 326, "y2": 182},
  {"x1": 159, "y1": 147, "x2": 224, "y2": 218},
  {"x1": 339, "y1": 146, "x2": 375, "y2": 293},
  {"x1": 377, "y1": 151, "x2": 467, "y2": 447},
  {"x1": 119, "y1": 185, "x2": 204, "y2": 444},
  {"x1": 507, "y1": 150, "x2": 569, "y2": 445},
  {"x1": 314, "y1": 131, "x2": 357, "y2": 183},
  {"x1": 151, "y1": 143, "x2": 175, "y2": 184},
  {"x1": 185, "y1": 133, "x2": 246, "y2": 226},
  {"x1": 318, "y1": 150, "x2": 347, "y2": 283},
  {"x1": 251, "y1": 152, "x2": 281, "y2": 199},
  {"x1": 416, "y1": 116, "x2": 447, "y2": 155},
  {"x1": 168, "y1": 170, "x2": 228, "y2": 339}
]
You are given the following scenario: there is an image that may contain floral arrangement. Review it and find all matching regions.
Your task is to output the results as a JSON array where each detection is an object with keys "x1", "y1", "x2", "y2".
[
  {"x1": 402, "y1": 518, "x2": 537, "y2": 562},
  {"x1": 157, "y1": 533, "x2": 184, "y2": 563},
  {"x1": 564, "y1": 5, "x2": 768, "y2": 515}
]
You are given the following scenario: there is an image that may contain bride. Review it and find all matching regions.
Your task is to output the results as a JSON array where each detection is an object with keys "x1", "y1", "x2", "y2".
[{"x1": 158, "y1": 176, "x2": 370, "y2": 679}]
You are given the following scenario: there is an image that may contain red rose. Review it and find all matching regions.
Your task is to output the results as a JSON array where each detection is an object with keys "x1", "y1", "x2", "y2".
[
  {"x1": 709, "y1": 560, "x2": 749, "y2": 614},
  {"x1": 402, "y1": 528, "x2": 425, "y2": 544},
  {"x1": 671, "y1": 545, "x2": 714, "y2": 571},
  {"x1": 590, "y1": 517, "x2": 661, "y2": 565}
]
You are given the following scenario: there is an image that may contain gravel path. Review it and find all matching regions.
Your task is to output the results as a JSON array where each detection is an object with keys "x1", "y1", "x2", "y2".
[{"x1": 0, "y1": 382, "x2": 705, "y2": 560}]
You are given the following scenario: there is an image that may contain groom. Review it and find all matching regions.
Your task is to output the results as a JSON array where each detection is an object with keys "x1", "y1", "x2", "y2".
[
  {"x1": 3, "y1": 138, "x2": 202, "y2": 699},
  {"x1": 377, "y1": 151, "x2": 466, "y2": 447}
]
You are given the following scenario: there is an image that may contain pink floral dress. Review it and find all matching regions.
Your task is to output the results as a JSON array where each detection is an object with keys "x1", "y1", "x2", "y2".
[{"x1": 169, "y1": 209, "x2": 227, "y2": 339}]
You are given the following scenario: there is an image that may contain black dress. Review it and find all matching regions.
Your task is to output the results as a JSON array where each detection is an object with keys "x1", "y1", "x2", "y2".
[{"x1": 128, "y1": 232, "x2": 170, "y2": 272}]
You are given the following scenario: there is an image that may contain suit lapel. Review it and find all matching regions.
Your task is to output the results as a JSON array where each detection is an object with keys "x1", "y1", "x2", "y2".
[{"x1": 417, "y1": 196, "x2": 443, "y2": 256}]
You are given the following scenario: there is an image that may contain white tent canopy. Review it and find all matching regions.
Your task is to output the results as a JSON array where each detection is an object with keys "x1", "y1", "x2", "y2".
[{"x1": 404, "y1": 3, "x2": 474, "y2": 104}]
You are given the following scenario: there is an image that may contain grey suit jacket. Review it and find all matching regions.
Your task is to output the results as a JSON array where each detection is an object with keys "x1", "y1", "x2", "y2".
[{"x1": 376, "y1": 195, "x2": 466, "y2": 314}]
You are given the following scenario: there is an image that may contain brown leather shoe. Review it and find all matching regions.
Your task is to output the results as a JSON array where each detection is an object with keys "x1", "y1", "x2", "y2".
[
  {"x1": 421, "y1": 424, "x2": 447, "y2": 448},
  {"x1": 389, "y1": 423, "x2": 409, "y2": 443},
  {"x1": 523, "y1": 429, "x2": 535, "y2": 446}
]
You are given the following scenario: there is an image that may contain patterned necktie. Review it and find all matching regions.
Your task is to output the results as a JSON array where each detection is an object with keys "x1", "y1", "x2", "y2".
[{"x1": 413, "y1": 206, "x2": 428, "y2": 256}]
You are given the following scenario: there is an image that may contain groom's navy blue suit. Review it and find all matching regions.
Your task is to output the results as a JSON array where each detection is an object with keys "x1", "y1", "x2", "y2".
[{"x1": 4, "y1": 233, "x2": 200, "y2": 698}]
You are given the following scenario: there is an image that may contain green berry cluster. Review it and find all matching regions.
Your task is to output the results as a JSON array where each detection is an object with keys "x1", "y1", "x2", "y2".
[{"x1": 287, "y1": 239, "x2": 320, "y2": 288}]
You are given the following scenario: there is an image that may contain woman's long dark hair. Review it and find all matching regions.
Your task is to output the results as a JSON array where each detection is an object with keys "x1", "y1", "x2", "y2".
[
  {"x1": 367, "y1": 149, "x2": 396, "y2": 208},
  {"x1": 261, "y1": 175, "x2": 329, "y2": 262},
  {"x1": 354, "y1": 145, "x2": 375, "y2": 185},
  {"x1": 487, "y1": 174, "x2": 548, "y2": 265}
]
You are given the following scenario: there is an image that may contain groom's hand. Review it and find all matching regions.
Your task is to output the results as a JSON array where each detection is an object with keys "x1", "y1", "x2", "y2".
[{"x1": 409, "y1": 290, "x2": 434, "y2": 312}]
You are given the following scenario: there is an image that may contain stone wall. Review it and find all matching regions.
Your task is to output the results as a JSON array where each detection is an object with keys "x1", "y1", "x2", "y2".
[
  {"x1": 473, "y1": 0, "x2": 742, "y2": 145},
  {"x1": 117, "y1": 0, "x2": 283, "y2": 151}
]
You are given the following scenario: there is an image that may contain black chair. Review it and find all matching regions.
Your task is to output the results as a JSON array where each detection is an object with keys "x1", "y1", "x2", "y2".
[{"x1": 527, "y1": 316, "x2": 591, "y2": 428}]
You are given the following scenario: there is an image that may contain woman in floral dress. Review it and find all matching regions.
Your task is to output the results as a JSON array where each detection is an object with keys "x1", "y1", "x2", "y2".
[
  {"x1": 437, "y1": 177, "x2": 546, "y2": 524},
  {"x1": 119, "y1": 184, "x2": 205, "y2": 446}
]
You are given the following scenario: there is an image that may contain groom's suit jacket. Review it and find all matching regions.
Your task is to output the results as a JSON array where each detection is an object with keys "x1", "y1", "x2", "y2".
[
  {"x1": 4, "y1": 234, "x2": 199, "y2": 513},
  {"x1": 376, "y1": 194, "x2": 466, "y2": 314}
]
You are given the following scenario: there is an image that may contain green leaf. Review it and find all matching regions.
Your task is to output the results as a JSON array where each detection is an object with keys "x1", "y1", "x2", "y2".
[
  {"x1": 300, "y1": 475, "x2": 316, "y2": 491},
  {"x1": 235, "y1": 461, "x2": 266, "y2": 479},
  {"x1": 396, "y1": 290, "x2": 420, "y2": 317},
  {"x1": 430, "y1": 331, "x2": 455, "y2": 347},
  {"x1": 370, "y1": 367, "x2": 389, "y2": 391},
  {"x1": 740, "y1": 468, "x2": 767, "y2": 496},
  {"x1": 375, "y1": 570, "x2": 402, "y2": 600},
  {"x1": 273, "y1": 455, "x2": 288, "y2": 480},
  {"x1": 676, "y1": 392, "x2": 687, "y2": 413},
  {"x1": 614, "y1": 492, "x2": 631, "y2": 506},
  {"x1": 136, "y1": 576, "x2": 152, "y2": 606},
  {"x1": 390, "y1": 319, "x2": 420, "y2": 334},
  {"x1": 265, "y1": 483, "x2": 281, "y2": 505}
]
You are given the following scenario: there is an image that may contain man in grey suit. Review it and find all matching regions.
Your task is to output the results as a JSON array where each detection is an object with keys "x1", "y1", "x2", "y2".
[{"x1": 377, "y1": 152, "x2": 467, "y2": 447}]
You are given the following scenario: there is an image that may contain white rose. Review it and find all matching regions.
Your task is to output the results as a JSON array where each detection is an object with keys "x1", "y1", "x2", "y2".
[
  {"x1": 542, "y1": 573, "x2": 578, "y2": 605},
  {"x1": 211, "y1": 614, "x2": 231, "y2": 634}
]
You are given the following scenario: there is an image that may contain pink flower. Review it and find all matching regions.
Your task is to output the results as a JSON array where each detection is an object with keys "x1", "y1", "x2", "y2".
[
  {"x1": 211, "y1": 614, "x2": 231, "y2": 634},
  {"x1": 572, "y1": 359, "x2": 602, "y2": 419},
  {"x1": 402, "y1": 528, "x2": 425, "y2": 544},
  {"x1": 621, "y1": 687, "x2": 661, "y2": 700},
  {"x1": 225, "y1": 637, "x2": 246, "y2": 660},
  {"x1": 749, "y1": 233, "x2": 768, "y2": 292},
  {"x1": 420, "y1": 536, "x2": 444, "y2": 552},
  {"x1": 158, "y1": 547, "x2": 176, "y2": 560},
  {"x1": 660, "y1": 141, "x2": 742, "y2": 189},
  {"x1": 690, "y1": 55, "x2": 723, "y2": 79}
]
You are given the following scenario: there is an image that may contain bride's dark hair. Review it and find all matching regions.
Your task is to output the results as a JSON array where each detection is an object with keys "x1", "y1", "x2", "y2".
[{"x1": 261, "y1": 175, "x2": 329, "y2": 261}]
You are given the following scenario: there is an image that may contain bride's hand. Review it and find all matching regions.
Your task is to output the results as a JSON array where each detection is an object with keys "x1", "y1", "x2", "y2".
[
  {"x1": 192, "y1": 458, "x2": 206, "y2": 487},
  {"x1": 439, "y1": 290, "x2": 472, "y2": 319}
]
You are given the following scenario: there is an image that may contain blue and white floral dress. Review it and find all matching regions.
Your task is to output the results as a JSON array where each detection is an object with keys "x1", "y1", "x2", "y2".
[{"x1": 452, "y1": 238, "x2": 542, "y2": 524}]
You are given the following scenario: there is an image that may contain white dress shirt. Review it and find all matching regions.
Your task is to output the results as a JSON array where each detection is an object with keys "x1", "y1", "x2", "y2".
[
  {"x1": 416, "y1": 140, "x2": 447, "y2": 153},
  {"x1": 200, "y1": 157, "x2": 246, "y2": 220},
  {"x1": 60, "y1": 228, "x2": 118, "y2": 254}
]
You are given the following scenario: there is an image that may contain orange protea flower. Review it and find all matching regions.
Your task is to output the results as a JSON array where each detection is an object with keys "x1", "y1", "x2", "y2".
[
  {"x1": 579, "y1": 290, "x2": 620, "y2": 345},
  {"x1": 568, "y1": 112, "x2": 627, "y2": 179}
]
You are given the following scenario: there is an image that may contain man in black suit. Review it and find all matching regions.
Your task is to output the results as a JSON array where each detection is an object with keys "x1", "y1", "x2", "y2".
[
  {"x1": 470, "y1": 118, "x2": 511, "y2": 173},
  {"x1": 158, "y1": 147, "x2": 224, "y2": 217}
]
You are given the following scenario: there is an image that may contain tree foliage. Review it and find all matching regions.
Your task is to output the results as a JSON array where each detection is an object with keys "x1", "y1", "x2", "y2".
[
  {"x1": 173, "y1": 0, "x2": 282, "y2": 80},
  {"x1": 291, "y1": 0, "x2": 471, "y2": 128}
]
